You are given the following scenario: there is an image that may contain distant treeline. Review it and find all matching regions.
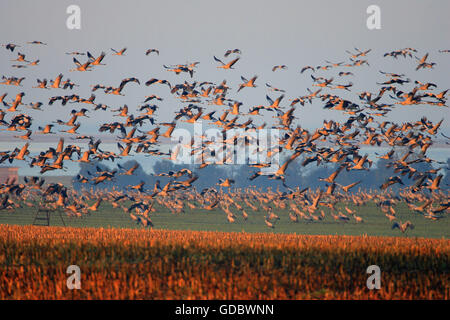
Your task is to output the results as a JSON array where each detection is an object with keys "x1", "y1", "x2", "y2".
[{"x1": 72, "y1": 154, "x2": 450, "y2": 193}]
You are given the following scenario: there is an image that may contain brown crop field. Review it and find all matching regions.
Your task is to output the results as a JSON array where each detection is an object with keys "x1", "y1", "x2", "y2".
[{"x1": 0, "y1": 224, "x2": 448, "y2": 300}]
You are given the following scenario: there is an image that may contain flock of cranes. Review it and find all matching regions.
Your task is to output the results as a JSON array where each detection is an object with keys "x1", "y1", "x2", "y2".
[{"x1": 0, "y1": 41, "x2": 449, "y2": 233}]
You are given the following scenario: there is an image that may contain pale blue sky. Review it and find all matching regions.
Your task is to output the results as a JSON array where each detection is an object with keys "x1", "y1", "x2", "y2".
[
  {"x1": 0, "y1": 0, "x2": 449, "y2": 151},
  {"x1": 1, "y1": 0, "x2": 449, "y2": 131}
]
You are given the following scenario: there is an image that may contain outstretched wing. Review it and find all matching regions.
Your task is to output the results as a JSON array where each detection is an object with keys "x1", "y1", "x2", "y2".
[
  {"x1": 227, "y1": 57, "x2": 240, "y2": 68},
  {"x1": 87, "y1": 51, "x2": 95, "y2": 61},
  {"x1": 213, "y1": 56, "x2": 224, "y2": 65},
  {"x1": 145, "y1": 78, "x2": 157, "y2": 86},
  {"x1": 73, "y1": 57, "x2": 81, "y2": 67},
  {"x1": 266, "y1": 95, "x2": 274, "y2": 105}
]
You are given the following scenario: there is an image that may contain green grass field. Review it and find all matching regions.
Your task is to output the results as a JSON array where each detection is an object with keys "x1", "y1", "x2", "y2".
[{"x1": 0, "y1": 201, "x2": 448, "y2": 238}]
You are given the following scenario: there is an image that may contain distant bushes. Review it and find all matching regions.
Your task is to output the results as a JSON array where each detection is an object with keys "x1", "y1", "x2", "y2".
[{"x1": 73, "y1": 156, "x2": 448, "y2": 192}]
